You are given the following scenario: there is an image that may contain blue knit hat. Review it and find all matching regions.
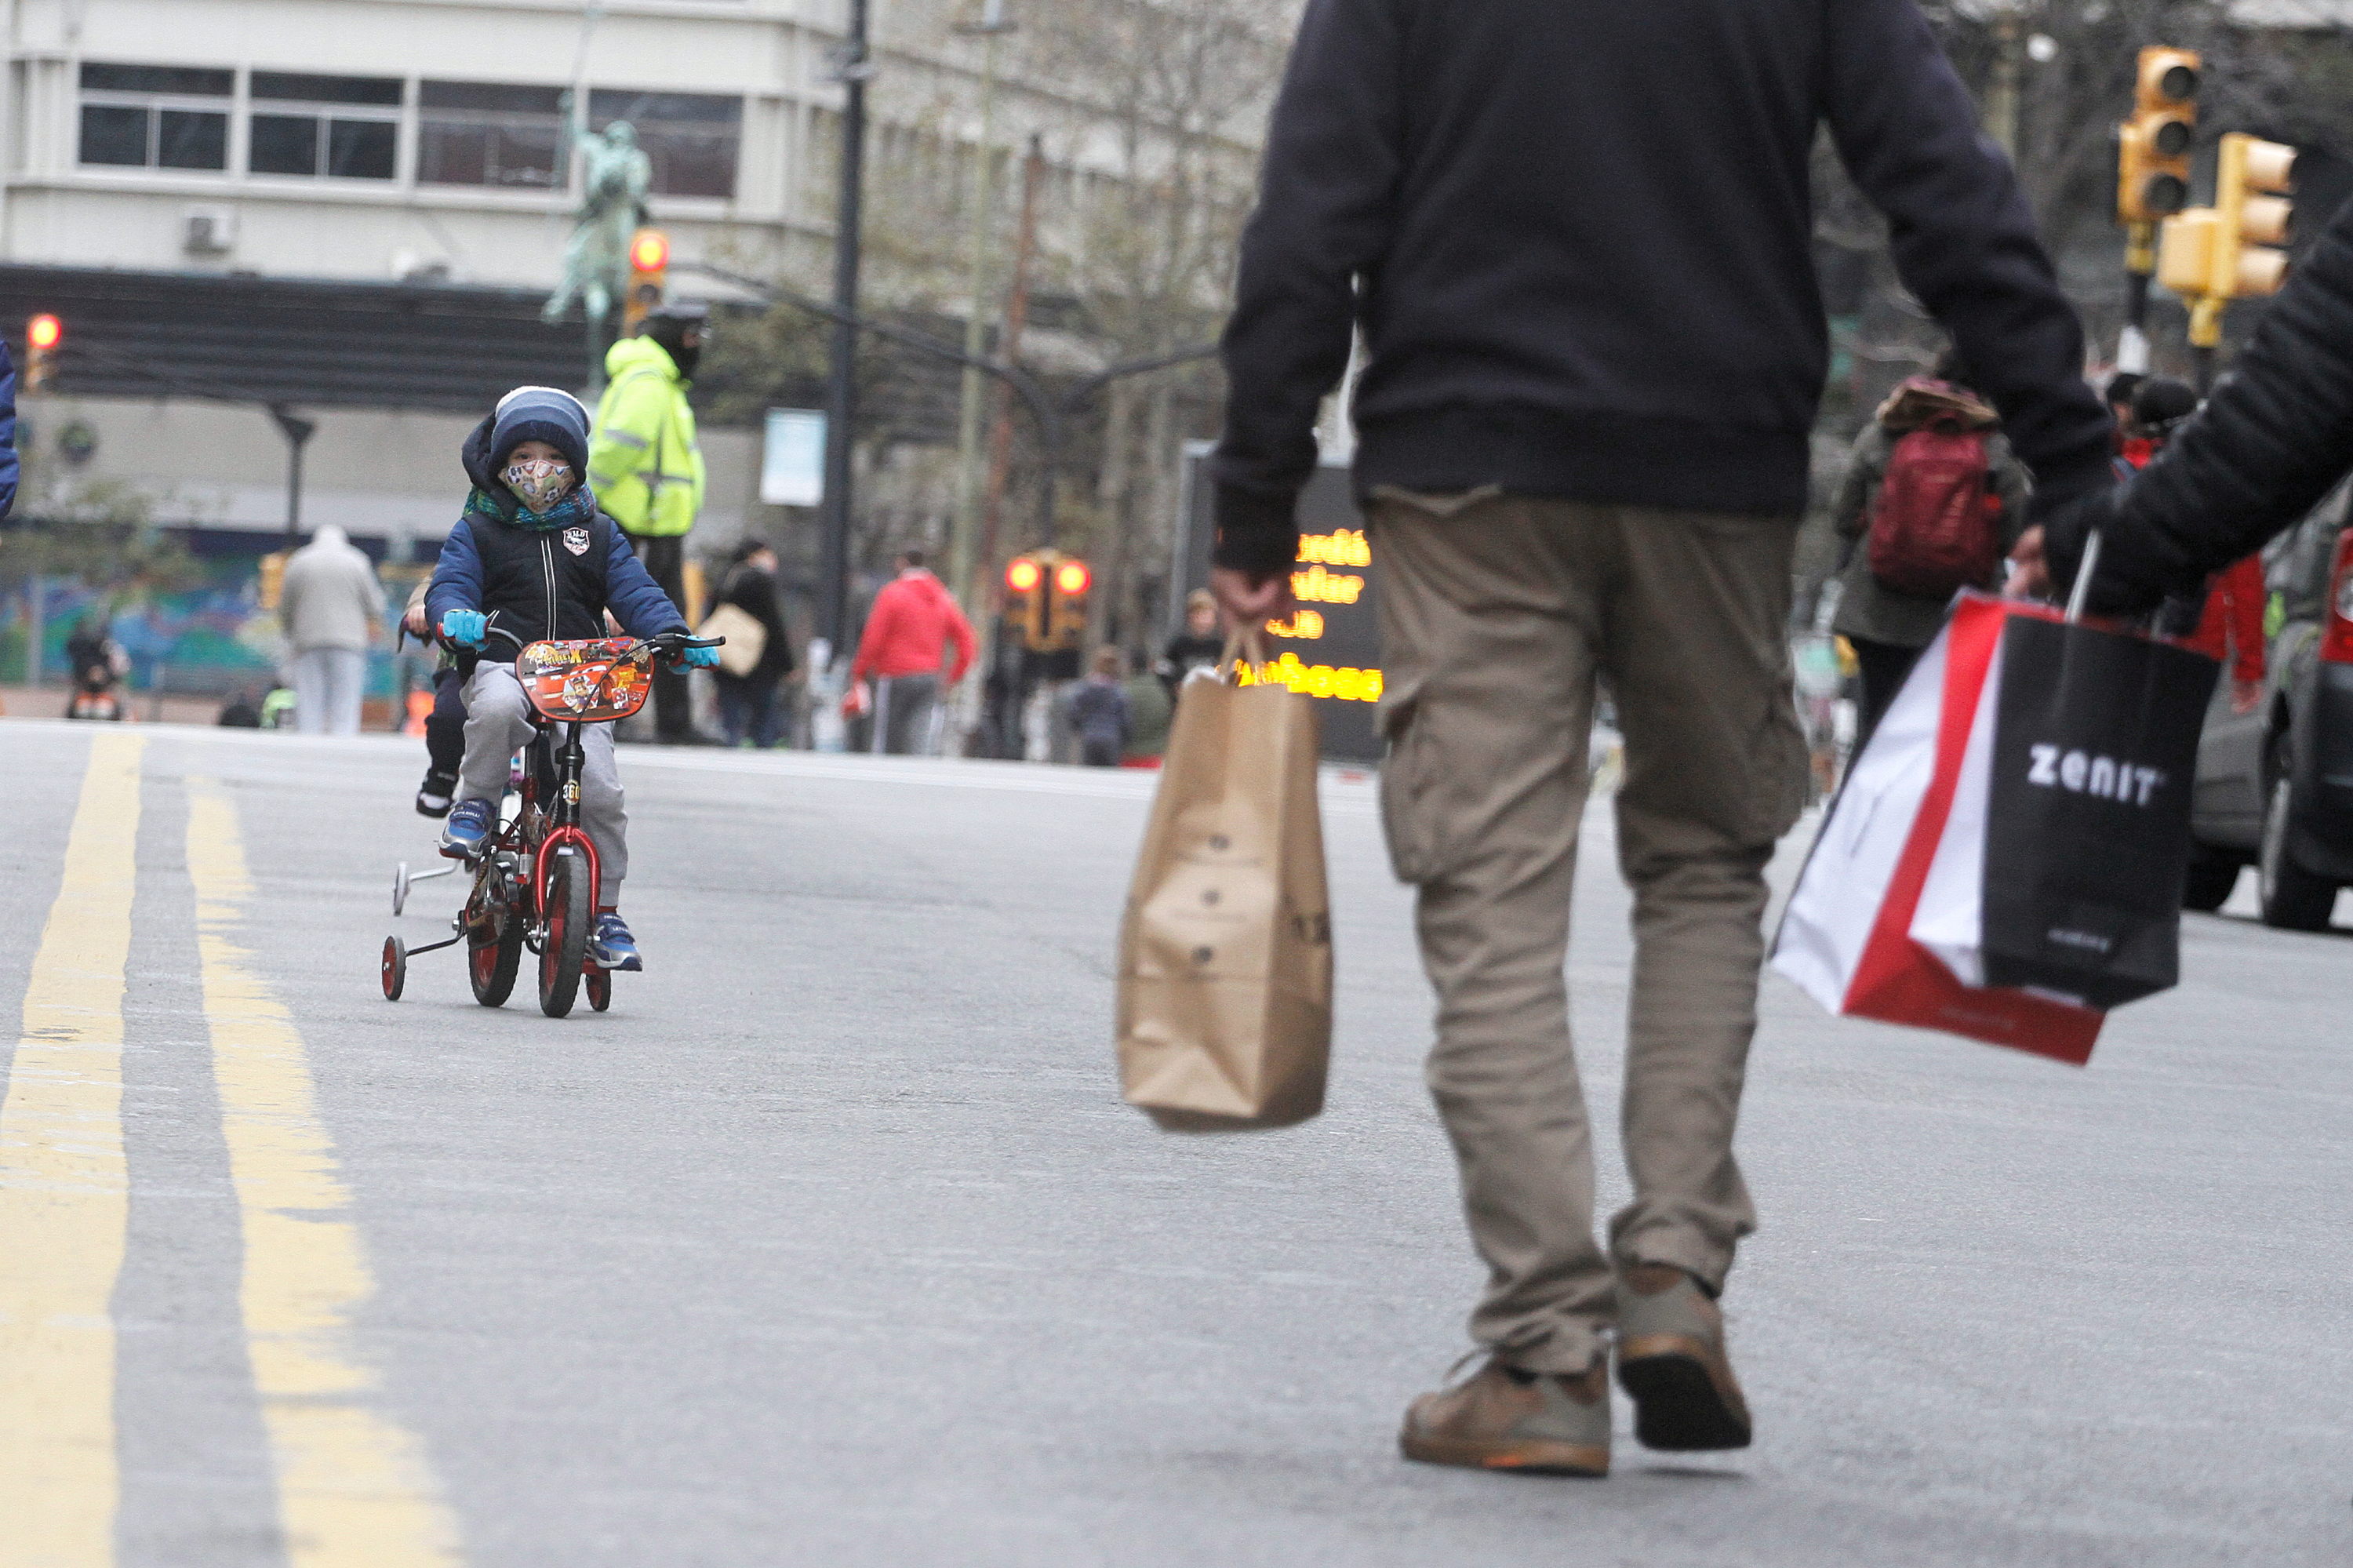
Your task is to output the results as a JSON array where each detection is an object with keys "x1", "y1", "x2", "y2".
[{"x1": 489, "y1": 386, "x2": 591, "y2": 475}]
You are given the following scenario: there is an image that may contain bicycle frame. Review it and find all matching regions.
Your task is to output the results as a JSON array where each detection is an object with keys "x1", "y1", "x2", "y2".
[{"x1": 532, "y1": 718, "x2": 602, "y2": 926}]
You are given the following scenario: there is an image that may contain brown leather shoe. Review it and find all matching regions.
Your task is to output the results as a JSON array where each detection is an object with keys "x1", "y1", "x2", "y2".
[
  {"x1": 1615, "y1": 1264, "x2": 1752, "y2": 1451},
  {"x1": 1399, "y1": 1355, "x2": 1610, "y2": 1476}
]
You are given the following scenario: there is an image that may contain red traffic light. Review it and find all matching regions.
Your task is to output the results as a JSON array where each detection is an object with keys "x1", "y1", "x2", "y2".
[
  {"x1": 1005, "y1": 558, "x2": 1042, "y2": 593},
  {"x1": 630, "y1": 230, "x2": 670, "y2": 274},
  {"x1": 1054, "y1": 561, "x2": 1090, "y2": 596},
  {"x1": 27, "y1": 312, "x2": 62, "y2": 350}
]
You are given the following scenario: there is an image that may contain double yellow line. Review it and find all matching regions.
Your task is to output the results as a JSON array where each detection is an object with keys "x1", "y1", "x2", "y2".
[{"x1": 0, "y1": 735, "x2": 460, "y2": 1566}]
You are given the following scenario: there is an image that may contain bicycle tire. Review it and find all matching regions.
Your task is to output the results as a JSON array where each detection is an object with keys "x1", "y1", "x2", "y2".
[
  {"x1": 585, "y1": 968, "x2": 612, "y2": 1013},
  {"x1": 538, "y1": 851, "x2": 590, "y2": 1018},
  {"x1": 469, "y1": 918, "x2": 522, "y2": 1007}
]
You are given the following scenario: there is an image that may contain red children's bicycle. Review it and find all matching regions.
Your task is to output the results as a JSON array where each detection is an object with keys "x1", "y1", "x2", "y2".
[{"x1": 380, "y1": 626, "x2": 718, "y2": 1017}]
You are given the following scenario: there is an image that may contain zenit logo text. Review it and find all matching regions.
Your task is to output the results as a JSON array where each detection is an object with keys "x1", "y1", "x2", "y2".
[{"x1": 2027, "y1": 744, "x2": 2166, "y2": 806}]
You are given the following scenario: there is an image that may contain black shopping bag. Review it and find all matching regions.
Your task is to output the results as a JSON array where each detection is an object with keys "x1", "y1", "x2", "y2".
[{"x1": 1977, "y1": 613, "x2": 2217, "y2": 1008}]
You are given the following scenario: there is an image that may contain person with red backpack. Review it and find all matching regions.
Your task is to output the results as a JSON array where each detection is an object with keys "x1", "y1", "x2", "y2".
[{"x1": 1830, "y1": 362, "x2": 2032, "y2": 738}]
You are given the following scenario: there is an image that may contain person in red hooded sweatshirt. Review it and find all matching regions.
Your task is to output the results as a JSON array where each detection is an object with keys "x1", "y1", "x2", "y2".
[
  {"x1": 2128, "y1": 380, "x2": 2268, "y2": 713},
  {"x1": 849, "y1": 549, "x2": 976, "y2": 755}
]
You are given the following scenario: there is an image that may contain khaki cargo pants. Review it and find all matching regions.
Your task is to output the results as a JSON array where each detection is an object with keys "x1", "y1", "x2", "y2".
[{"x1": 1371, "y1": 491, "x2": 1806, "y2": 1374}]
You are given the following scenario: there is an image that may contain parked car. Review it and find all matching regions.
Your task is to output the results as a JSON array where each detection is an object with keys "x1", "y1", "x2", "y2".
[{"x1": 2184, "y1": 479, "x2": 2353, "y2": 929}]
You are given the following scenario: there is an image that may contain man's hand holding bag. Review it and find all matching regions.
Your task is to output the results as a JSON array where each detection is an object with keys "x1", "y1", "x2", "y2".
[{"x1": 1116, "y1": 632, "x2": 1333, "y2": 1130}]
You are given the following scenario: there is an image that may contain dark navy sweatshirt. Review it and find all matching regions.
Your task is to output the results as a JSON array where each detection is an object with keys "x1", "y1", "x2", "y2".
[{"x1": 1209, "y1": 0, "x2": 2116, "y2": 573}]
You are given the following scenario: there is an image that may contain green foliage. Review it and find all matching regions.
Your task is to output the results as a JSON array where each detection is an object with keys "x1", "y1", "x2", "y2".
[{"x1": 0, "y1": 476, "x2": 201, "y2": 602}]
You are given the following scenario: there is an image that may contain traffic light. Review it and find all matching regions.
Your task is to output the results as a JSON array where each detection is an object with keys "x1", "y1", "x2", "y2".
[
  {"x1": 624, "y1": 228, "x2": 669, "y2": 334},
  {"x1": 1004, "y1": 553, "x2": 1047, "y2": 650},
  {"x1": 1048, "y1": 557, "x2": 1090, "y2": 650},
  {"x1": 2118, "y1": 47, "x2": 2199, "y2": 228},
  {"x1": 2159, "y1": 130, "x2": 2296, "y2": 358},
  {"x1": 24, "y1": 311, "x2": 61, "y2": 392}
]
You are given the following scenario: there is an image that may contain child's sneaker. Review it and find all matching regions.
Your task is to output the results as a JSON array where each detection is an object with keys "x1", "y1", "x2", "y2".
[
  {"x1": 416, "y1": 768, "x2": 457, "y2": 818},
  {"x1": 440, "y1": 799, "x2": 495, "y2": 858},
  {"x1": 588, "y1": 912, "x2": 642, "y2": 971}
]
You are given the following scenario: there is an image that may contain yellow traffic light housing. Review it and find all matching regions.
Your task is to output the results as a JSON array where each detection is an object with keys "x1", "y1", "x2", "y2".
[
  {"x1": 2216, "y1": 132, "x2": 2295, "y2": 297},
  {"x1": 624, "y1": 228, "x2": 670, "y2": 335},
  {"x1": 24, "y1": 311, "x2": 61, "y2": 392},
  {"x1": 2118, "y1": 48, "x2": 2199, "y2": 224},
  {"x1": 1047, "y1": 558, "x2": 1090, "y2": 651},
  {"x1": 1004, "y1": 553, "x2": 1048, "y2": 652},
  {"x1": 2160, "y1": 130, "x2": 2296, "y2": 351}
]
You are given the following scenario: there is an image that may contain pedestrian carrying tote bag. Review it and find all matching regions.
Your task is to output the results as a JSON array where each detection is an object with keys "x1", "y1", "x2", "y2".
[
  {"x1": 1116, "y1": 633, "x2": 1333, "y2": 1130},
  {"x1": 1773, "y1": 539, "x2": 2215, "y2": 1063},
  {"x1": 697, "y1": 601, "x2": 767, "y2": 677}
]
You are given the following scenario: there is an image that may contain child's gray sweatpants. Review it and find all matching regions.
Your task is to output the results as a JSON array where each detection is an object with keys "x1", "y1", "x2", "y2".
[{"x1": 456, "y1": 661, "x2": 628, "y2": 896}]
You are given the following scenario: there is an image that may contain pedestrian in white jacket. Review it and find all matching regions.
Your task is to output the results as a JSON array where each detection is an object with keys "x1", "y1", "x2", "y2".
[{"x1": 278, "y1": 525, "x2": 386, "y2": 736}]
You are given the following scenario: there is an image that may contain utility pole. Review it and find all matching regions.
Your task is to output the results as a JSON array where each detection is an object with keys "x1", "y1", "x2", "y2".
[
  {"x1": 818, "y1": 0, "x2": 875, "y2": 660},
  {"x1": 947, "y1": 0, "x2": 1016, "y2": 616},
  {"x1": 268, "y1": 404, "x2": 317, "y2": 543},
  {"x1": 1986, "y1": 4, "x2": 2023, "y2": 158},
  {"x1": 973, "y1": 133, "x2": 1044, "y2": 611}
]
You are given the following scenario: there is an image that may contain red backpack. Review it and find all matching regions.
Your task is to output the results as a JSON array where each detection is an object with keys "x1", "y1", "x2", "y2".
[{"x1": 1865, "y1": 420, "x2": 2002, "y2": 598}]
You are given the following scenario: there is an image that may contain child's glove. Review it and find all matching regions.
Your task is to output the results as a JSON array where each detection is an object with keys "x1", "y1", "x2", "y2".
[
  {"x1": 682, "y1": 644, "x2": 722, "y2": 669},
  {"x1": 441, "y1": 609, "x2": 488, "y2": 648}
]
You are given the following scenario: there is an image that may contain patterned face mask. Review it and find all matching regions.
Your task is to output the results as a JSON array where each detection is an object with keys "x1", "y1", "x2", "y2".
[{"x1": 503, "y1": 457, "x2": 575, "y2": 515}]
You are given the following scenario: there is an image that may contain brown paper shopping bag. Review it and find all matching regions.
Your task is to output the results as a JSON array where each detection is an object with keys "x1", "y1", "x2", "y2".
[{"x1": 1116, "y1": 637, "x2": 1333, "y2": 1130}]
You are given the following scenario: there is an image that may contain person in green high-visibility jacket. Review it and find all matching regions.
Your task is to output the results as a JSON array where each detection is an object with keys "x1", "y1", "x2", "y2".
[{"x1": 591, "y1": 304, "x2": 710, "y2": 740}]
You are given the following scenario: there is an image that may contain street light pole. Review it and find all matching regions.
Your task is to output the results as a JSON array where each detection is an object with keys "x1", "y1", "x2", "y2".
[
  {"x1": 818, "y1": 0, "x2": 874, "y2": 660},
  {"x1": 267, "y1": 404, "x2": 317, "y2": 544},
  {"x1": 947, "y1": 0, "x2": 1016, "y2": 614}
]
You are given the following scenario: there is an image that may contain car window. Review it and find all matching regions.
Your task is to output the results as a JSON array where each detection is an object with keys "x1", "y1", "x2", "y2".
[{"x1": 2278, "y1": 480, "x2": 2351, "y2": 623}]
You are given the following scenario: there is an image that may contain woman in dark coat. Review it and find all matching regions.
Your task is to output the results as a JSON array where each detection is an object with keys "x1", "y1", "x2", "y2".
[{"x1": 713, "y1": 540, "x2": 795, "y2": 748}]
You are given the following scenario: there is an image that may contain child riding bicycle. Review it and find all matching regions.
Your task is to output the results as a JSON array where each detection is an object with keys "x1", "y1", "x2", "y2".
[{"x1": 424, "y1": 385, "x2": 718, "y2": 972}]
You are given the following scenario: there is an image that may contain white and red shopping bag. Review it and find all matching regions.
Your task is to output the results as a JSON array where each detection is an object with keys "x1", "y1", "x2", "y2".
[{"x1": 1772, "y1": 591, "x2": 2216, "y2": 1066}]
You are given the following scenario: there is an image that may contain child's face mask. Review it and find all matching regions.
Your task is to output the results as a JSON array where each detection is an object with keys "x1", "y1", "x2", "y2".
[{"x1": 503, "y1": 457, "x2": 575, "y2": 515}]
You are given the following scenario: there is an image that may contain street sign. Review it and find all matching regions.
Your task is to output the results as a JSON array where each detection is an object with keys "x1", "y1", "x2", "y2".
[
  {"x1": 761, "y1": 409, "x2": 826, "y2": 507},
  {"x1": 1176, "y1": 448, "x2": 1384, "y2": 762}
]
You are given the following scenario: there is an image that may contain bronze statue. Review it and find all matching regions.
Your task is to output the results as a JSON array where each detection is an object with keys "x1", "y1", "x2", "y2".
[{"x1": 543, "y1": 122, "x2": 653, "y2": 326}]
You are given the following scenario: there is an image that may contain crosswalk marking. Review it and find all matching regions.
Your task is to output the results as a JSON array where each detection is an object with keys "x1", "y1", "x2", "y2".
[
  {"x1": 0, "y1": 731, "x2": 144, "y2": 1567},
  {"x1": 186, "y1": 780, "x2": 464, "y2": 1568}
]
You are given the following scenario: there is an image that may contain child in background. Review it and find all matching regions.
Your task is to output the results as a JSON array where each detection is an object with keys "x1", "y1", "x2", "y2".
[{"x1": 1071, "y1": 645, "x2": 1133, "y2": 767}]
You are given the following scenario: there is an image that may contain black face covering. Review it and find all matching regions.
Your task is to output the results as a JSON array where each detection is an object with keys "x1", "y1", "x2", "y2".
[{"x1": 645, "y1": 318, "x2": 702, "y2": 380}]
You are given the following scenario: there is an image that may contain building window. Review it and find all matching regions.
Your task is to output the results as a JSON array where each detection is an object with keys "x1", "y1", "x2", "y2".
[
  {"x1": 418, "y1": 81, "x2": 568, "y2": 189},
  {"x1": 589, "y1": 89, "x2": 740, "y2": 199},
  {"x1": 249, "y1": 71, "x2": 402, "y2": 180},
  {"x1": 78, "y1": 62, "x2": 232, "y2": 171}
]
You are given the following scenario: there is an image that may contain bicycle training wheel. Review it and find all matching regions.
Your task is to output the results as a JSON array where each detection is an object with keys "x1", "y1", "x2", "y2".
[
  {"x1": 538, "y1": 851, "x2": 590, "y2": 1018},
  {"x1": 380, "y1": 937, "x2": 407, "y2": 1001},
  {"x1": 585, "y1": 968, "x2": 612, "y2": 1013},
  {"x1": 469, "y1": 918, "x2": 522, "y2": 1008}
]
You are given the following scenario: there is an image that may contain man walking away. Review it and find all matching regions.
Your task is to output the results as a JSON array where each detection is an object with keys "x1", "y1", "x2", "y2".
[
  {"x1": 849, "y1": 550, "x2": 976, "y2": 755},
  {"x1": 278, "y1": 524, "x2": 386, "y2": 737},
  {"x1": 1209, "y1": 0, "x2": 2114, "y2": 1475},
  {"x1": 591, "y1": 304, "x2": 709, "y2": 742},
  {"x1": 713, "y1": 540, "x2": 796, "y2": 748},
  {"x1": 1831, "y1": 360, "x2": 2032, "y2": 741}
]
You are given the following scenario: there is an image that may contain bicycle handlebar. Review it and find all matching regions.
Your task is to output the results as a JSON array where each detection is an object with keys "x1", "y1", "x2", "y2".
[{"x1": 471, "y1": 625, "x2": 720, "y2": 654}]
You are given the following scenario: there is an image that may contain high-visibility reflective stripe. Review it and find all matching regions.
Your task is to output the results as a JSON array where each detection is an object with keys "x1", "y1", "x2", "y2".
[
  {"x1": 185, "y1": 781, "x2": 463, "y2": 1568},
  {"x1": 0, "y1": 731, "x2": 144, "y2": 1567}
]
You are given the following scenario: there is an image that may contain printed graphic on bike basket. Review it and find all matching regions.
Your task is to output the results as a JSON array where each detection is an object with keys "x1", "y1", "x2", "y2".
[{"x1": 518, "y1": 638, "x2": 654, "y2": 722}]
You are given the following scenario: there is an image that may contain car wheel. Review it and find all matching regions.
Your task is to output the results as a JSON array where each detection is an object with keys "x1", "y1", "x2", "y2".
[
  {"x1": 2258, "y1": 763, "x2": 2339, "y2": 932},
  {"x1": 2182, "y1": 842, "x2": 2243, "y2": 913}
]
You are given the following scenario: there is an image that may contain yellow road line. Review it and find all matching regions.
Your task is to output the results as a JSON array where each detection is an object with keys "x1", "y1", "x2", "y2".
[
  {"x1": 0, "y1": 730, "x2": 143, "y2": 1568},
  {"x1": 185, "y1": 779, "x2": 462, "y2": 1568}
]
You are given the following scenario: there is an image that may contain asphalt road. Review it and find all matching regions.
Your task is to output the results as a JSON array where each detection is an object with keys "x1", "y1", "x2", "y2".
[{"x1": 3, "y1": 718, "x2": 2349, "y2": 1568}]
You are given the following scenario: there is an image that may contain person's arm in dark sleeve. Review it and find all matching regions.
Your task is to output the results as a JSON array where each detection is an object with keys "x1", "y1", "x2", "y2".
[
  {"x1": 1208, "y1": 0, "x2": 1406, "y2": 577},
  {"x1": 424, "y1": 523, "x2": 485, "y2": 628},
  {"x1": 602, "y1": 526, "x2": 690, "y2": 637},
  {"x1": 1825, "y1": 0, "x2": 2113, "y2": 521},
  {"x1": 0, "y1": 342, "x2": 17, "y2": 520},
  {"x1": 1988, "y1": 435, "x2": 2034, "y2": 551},
  {"x1": 2042, "y1": 194, "x2": 2353, "y2": 613}
]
